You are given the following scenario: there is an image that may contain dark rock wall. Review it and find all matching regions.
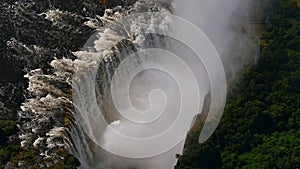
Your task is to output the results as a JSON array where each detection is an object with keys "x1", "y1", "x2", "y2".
[
  {"x1": 0, "y1": 0, "x2": 136, "y2": 167},
  {"x1": 0, "y1": 0, "x2": 135, "y2": 122}
]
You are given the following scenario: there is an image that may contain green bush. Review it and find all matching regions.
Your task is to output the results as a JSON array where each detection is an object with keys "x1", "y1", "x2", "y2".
[
  {"x1": 0, "y1": 145, "x2": 19, "y2": 164},
  {"x1": 0, "y1": 120, "x2": 18, "y2": 136}
]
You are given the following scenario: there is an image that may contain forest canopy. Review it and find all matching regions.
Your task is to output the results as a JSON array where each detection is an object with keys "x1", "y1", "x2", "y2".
[{"x1": 176, "y1": 0, "x2": 300, "y2": 168}]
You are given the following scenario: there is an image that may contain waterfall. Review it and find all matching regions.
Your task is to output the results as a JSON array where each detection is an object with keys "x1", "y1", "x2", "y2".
[
  {"x1": 19, "y1": 0, "x2": 259, "y2": 168},
  {"x1": 67, "y1": 2, "x2": 190, "y2": 168}
]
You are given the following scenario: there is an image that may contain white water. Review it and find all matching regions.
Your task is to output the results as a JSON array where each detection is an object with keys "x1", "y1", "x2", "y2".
[
  {"x1": 68, "y1": 0, "x2": 257, "y2": 169},
  {"x1": 20, "y1": 0, "x2": 259, "y2": 168}
]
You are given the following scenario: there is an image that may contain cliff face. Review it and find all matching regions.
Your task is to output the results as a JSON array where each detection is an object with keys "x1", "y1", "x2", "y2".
[
  {"x1": 0, "y1": 0, "x2": 136, "y2": 168},
  {"x1": 0, "y1": 0, "x2": 137, "y2": 117}
]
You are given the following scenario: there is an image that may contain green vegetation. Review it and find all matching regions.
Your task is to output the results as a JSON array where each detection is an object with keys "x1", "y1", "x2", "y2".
[
  {"x1": 0, "y1": 106, "x2": 79, "y2": 167},
  {"x1": 0, "y1": 120, "x2": 19, "y2": 165},
  {"x1": 0, "y1": 145, "x2": 19, "y2": 164},
  {"x1": 49, "y1": 154, "x2": 81, "y2": 169},
  {"x1": 239, "y1": 130, "x2": 300, "y2": 168},
  {"x1": 0, "y1": 118, "x2": 79, "y2": 168},
  {"x1": 0, "y1": 120, "x2": 18, "y2": 137},
  {"x1": 176, "y1": 0, "x2": 300, "y2": 168}
]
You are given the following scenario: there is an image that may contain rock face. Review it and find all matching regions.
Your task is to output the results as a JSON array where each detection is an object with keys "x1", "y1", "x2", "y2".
[
  {"x1": 0, "y1": 0, "x2": 136, "y2": 167},
  {"x1": 0, "y1": 0, "x2": 137, "y2": 116}
]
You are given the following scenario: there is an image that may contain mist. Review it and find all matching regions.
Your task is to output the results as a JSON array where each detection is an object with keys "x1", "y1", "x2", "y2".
[
  {"x1": 69, "y1": 0, "x2": 260, "y2": 169},
  {"x1": 174, "y1": 0, "x2": 258, "y2": 83}
]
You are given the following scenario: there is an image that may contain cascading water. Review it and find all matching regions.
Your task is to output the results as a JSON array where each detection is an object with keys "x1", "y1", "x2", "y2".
[
  {"x1": 19, "y1": 0, "x2": 262, "y2": 168},
  {"x1": 67, "y1": 2, "x2": 192, "y2": 168}
]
